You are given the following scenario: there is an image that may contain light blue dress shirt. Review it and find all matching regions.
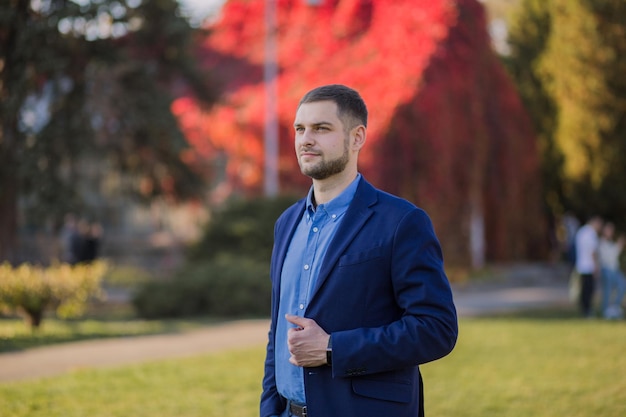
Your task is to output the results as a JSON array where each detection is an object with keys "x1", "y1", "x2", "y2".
[{"x1": 274, "y1": 174, "x2": 361, "y2": 407}]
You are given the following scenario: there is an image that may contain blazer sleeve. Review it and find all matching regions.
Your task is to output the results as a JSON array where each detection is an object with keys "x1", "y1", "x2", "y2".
[
  {"x1": 330, "y1": 207, "x2": 458, "y2": 378},
  {"x1": 260, "y1": 210, "x2": 296, "y2": 417},
  {"x1": 260, "y1": 315, "x2": 285, "y2": 417}
]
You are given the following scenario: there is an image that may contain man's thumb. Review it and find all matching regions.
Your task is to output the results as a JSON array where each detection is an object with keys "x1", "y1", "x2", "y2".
[{"x1": 285, "y1": 314, "x2": 306, "y2": 327}]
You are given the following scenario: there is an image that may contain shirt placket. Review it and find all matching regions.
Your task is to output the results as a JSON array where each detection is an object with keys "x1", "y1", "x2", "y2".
[{"x1": 298, "y1": 208, "x2": 327, "y2": 313}]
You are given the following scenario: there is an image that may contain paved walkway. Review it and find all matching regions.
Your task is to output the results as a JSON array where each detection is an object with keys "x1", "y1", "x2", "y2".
[
  {"x1": 0, "y1": 319, "x2": 272, "y2": 383},
  {"x1": 0, "y1": 263, "x2": 572, "y2": 383},
  {"x1": 452, "y1": 282, "x2": 570, "y2": 316}
]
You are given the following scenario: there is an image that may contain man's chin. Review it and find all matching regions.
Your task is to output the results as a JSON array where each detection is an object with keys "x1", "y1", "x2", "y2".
[
  {"x1": 300, "y1": 163, "x2": 319, "y2": 178},
  {"x1": 302, "y1": 169, "x2": 325, "y2": 180}
]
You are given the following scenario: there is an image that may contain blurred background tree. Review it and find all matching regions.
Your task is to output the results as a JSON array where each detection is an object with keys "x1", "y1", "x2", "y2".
[
  {"x1": 0, "y1": 0, "x2": 217, "y2": 263},
  {"x1": 176, "y1": 0, "x2": 548, "y2": 267},
  {"x1": 3, "y1": 0, "x2": 625, "y2": 271},
  {"x1": 506, "y1": 0, "x2": 626, "y2": 227}
]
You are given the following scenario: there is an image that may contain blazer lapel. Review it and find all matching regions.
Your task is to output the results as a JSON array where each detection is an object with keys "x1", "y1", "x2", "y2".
[
  {"x1": 309, "y1": 179, "x2": 378, "y2": 300},
  {"x1": 273, "y1": 200, "x2": 306, "y2": 282}
]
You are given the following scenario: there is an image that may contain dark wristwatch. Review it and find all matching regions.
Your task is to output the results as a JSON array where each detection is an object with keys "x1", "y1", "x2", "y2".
[{"x1": 326, "y1": 336, "x2": 332, "y2": 366}]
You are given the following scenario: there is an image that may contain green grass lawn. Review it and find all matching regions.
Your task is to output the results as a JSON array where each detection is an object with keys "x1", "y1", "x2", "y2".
[
  {"x1": 1, "y1": 315, "x2": 625, "y2": 417},
  {"x1": 422, "y1": 316, "x2": 626, "y2": 416}
]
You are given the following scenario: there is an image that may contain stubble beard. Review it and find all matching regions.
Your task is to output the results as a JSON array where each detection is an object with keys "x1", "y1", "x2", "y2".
[{"x1": 300, "y1": 137, "x2": 350, "y2": 180}]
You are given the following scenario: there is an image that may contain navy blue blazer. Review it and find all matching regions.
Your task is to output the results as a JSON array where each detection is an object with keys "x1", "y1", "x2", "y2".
[{"x1": 261, "y1": 178, "x2": 458, "y2": 417}]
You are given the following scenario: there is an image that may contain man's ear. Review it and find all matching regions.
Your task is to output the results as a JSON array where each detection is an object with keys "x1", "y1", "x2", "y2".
[{"x1": 351, "y1": 125, "x2": 366, "y2": 150}]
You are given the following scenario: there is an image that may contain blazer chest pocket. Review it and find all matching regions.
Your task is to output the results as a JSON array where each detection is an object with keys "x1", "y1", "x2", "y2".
[{"x1": 338, "y1": 246, "x2": 384, "y2": 266}]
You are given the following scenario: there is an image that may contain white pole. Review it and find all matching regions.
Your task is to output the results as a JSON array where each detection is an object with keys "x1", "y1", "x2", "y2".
[
  {"x1": 263, "y1": 0, "x2": 320, "y2": 196},
  {"x1": 264, "y1": 0, "x2": 279, "y2": 197}
]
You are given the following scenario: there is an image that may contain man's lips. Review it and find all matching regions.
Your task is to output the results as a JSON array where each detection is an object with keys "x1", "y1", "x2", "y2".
[{"x1": 300, "y1": 151, "x2": 320, "y2": 159}]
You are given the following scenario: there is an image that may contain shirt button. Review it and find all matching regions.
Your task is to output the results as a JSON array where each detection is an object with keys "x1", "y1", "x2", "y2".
[
  {"x1": 313, "y1": 227, "x2": 319, "y2": 233},
  {"x1": 304, "y1": 264, "x2": 310, "y2": 270},
  {"x1": 331, "y1": 214, "x2": 337, "y2": 219},
  {"x1": 299, "y1": 304, "x2": 305, "y2": 310}
]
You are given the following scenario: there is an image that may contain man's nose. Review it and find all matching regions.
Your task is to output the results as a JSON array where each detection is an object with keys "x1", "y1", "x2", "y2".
[{"x1": 298, "y1": 129, "x2": 314, "y2": 146}]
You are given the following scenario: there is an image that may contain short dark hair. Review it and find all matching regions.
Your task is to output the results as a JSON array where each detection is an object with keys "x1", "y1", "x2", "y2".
[{"x1": 298, "y1": 84, "x2": 368, "y2": 129}]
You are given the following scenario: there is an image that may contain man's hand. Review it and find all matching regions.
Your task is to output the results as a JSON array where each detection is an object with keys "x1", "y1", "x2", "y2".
[{"x1": 286, "y1": 314, "x2": 330, "y2": 367}]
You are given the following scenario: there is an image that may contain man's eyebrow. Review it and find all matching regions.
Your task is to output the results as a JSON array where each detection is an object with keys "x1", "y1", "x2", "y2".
[{"x1": 293, "y1": 121, "x2": 334, "y2": 127}]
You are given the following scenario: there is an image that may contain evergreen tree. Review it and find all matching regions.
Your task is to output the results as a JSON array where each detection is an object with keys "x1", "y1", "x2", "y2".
[{"x1": 0, "y1": 0, "x2": 217, "y2": 262}]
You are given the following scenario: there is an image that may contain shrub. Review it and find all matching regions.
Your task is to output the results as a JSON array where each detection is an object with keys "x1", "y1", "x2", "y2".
[
  {"x1": 0, "y1": 261, "x2": 107, "y2": 329},
  {"x1": 134, "y1": 196, "x2": 297, "y2": 319},
  {"x1": 187, "y1": 195, "x2": 298, "y2": 262},
  {"x1": 132, "y1": 256, "x2": 271, "y2": 319},
  {"x1": 104, "y1": 265, "x2": 154, "y2": 289}
]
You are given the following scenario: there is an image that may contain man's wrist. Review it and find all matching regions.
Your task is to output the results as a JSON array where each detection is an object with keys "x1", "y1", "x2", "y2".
[{"x1": 326, "y1": 335, "x2": 332, "y2": 366}]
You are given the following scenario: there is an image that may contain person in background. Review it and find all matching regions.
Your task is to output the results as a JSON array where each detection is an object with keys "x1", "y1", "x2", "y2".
[
  {"x1": 260, "y1": 84, "x2": 458, "y2": 417},
  {"x1": 69, "y1": 219, "x2": 90, "y2": 265},
  {"x1": 597, "y1": 222, "x2": 625, "y2": 320},
  {"x1": 81, "y1": 222, "x2": 103, "y2": 263},
  {"x1": 59, "y1": 213, "x2": 78, "y2": 264},
  {"x1": 561, "y1": 212, "x2": 580, "y2": 266},
  {"x1": 575, "y1": 216, "x2": 603, "y2": 318}
]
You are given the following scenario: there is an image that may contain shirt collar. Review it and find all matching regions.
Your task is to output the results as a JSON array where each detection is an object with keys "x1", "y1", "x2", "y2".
[{"x1": 306, "y1": 173, "x2": 361, "y2": 220}]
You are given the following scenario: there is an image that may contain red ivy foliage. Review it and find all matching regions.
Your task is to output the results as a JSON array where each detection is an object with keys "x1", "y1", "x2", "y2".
[{"x1": 173, "y1": 0, "x2": 547, "y2": 265}]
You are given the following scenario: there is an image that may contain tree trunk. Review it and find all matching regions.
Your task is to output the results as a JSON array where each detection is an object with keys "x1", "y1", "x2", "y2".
[
  {"x1": 0, "y1": 127, "x2": 19, "y2": 264},
  {"x1": 0, "y1": 0, "x2": 28, "y2": 264},
  {"x1": 25, "y1": 307, "x2": 44, "y2": 330}
]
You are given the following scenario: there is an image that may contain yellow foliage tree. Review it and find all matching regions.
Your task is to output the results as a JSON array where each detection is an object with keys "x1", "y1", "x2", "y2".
[
  {"x1": 508, "y1": 0, "x2": 626, "y2": 222},
  {"x1": 0, "y1": 261, "x2": 107, "y2": 329}
]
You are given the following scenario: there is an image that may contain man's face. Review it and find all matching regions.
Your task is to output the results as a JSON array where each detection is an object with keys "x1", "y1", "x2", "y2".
[{"x1": 293, "y1": 100, "x2": 351, "y2": 180}]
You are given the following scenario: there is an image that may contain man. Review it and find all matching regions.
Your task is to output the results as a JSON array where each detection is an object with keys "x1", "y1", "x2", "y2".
[
  {"x1": 575, "y1": 216, "x2": 603, "y2": 318},
  {"x1": 260, "y1": 84, "x2": 458, "y2": 417}
]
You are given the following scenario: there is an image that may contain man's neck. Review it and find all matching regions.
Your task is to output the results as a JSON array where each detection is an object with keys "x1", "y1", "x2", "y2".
[{"x1": 311, "y1": 170, "x2": 358, "y2": 206}]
